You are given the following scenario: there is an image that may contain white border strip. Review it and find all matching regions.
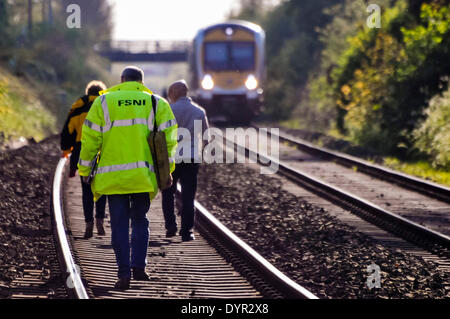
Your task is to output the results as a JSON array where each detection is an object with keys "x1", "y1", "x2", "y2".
[{"x1": 53, "y1": 158, "x2": 89, "y2": 299}]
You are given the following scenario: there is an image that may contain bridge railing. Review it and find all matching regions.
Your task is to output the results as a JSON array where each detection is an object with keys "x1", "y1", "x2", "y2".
[{"x1": 97, "y1": 40, "x2": 190, "y2": 54}]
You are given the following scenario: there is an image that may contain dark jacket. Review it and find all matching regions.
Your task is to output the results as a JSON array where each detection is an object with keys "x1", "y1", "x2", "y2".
[{"x1": 60, "y1": 95, "x2": 98, "y2": 172}]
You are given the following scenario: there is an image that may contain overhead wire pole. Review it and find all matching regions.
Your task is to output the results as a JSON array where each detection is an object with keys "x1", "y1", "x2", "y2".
[
  {"x1": 28, "y1": 0, "x2": 33, "y2": 40},
  {"x1": 48, "y1": 0, "x2": 53, "y2": 25},
  {"x1": 41, "y1": 0, "x2": 53, "y2": 25},
  {"x1": 41, "y1": 0, "x2": 45, "y2": 23}
]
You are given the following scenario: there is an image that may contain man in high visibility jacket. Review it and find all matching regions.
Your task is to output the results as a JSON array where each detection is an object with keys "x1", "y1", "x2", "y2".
[{"x1": 78, "y1": 66, "x2": 178, "y2": 290}]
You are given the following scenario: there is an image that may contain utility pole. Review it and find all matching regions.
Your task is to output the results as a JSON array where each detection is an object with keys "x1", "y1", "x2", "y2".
[
  {"x1": 28, "y1": 0, "x2": 33, "y2": 39},
  {"x1": 41, "y1": 0, "x2": 53, "y2": 25},
  {"x1": 42, "y1": 0, "x2": 46, "y2": 23},
  {"x1": 48, "y1": 0, "x2": 53, "y2": 25}
]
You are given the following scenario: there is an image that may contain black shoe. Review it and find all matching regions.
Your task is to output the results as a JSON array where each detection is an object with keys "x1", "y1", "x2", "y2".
[
  {"x1": 165, "y1": 228, "x2": 177, "y2": 238},
  {"x1": 83, "y1": 222, "x2": 94, "y2": 239},
  {"x1": 132, "y1": 268, "x2": 150, "y2": 281},
  {"x1": 114, "y1": 278, "x2": 130, "y2": 290},
  {"x1": 181, "y1": 232, "x2": 195, "y2": 242},
  {"x1": 96, "y1": 218, "x2": 106, "y2": 236}
]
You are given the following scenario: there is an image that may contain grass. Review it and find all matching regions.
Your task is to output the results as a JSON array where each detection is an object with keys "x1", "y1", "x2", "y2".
[
  {"x1": 383, "y1": 157, "x2": 450, "y2": 187},
  {"x1": 0, "y1": 66, "x2": 56, "y2": 143},
  {"x1": 278, "y1": 118, "x2": 305, "y2": 130},
  {"x1": 327, "y1": 127, "x2": 450, "y2": 187}
]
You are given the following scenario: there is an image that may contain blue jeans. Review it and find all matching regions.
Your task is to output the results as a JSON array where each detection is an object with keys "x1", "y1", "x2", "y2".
[{"x1": 107, "y1": 193, "x2": 150, "y2": 279}]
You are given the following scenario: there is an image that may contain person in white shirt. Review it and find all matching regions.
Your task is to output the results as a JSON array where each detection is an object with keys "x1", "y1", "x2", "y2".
[{"x1": 162, "y1": 80, "x2": 209, "y2": 242}]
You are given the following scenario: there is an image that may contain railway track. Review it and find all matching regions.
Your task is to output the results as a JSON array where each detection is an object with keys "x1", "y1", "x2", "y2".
[
  {"x1": 221, "y1": 126, "x2": 450, "y2": 258},
  {"x1": 51, "y1": 157, "x2": 317, "y2": 299},
  {"x1": 260, "y1": 127, "x2": 450, "y2": 204},
  {"x1": 50, "y1": 126, "x2": 449, "y2": 299}
]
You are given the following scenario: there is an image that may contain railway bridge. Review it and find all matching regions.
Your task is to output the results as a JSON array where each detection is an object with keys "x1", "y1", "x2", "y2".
[{"x1": 97, "y1": 40, "x2": 190, "y2": 62}]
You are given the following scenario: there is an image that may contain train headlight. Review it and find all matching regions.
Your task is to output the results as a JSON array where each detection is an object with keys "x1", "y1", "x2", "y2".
[
  {"x1": 201, "y1": 74, "x2": 214, "y2": 90},
  {"x1": 245, "y1": 74, "x2": 258, "y2": 90}
]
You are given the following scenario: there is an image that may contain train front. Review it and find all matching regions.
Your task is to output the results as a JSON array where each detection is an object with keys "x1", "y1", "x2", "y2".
[{"x1": 191, "y1": 21, "x2": 265, "y2": 124}]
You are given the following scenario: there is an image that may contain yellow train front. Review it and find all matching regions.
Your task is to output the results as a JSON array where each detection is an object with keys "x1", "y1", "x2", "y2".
[{"x1": 190, "y1": 21, "x2": 265, "y2": 124}]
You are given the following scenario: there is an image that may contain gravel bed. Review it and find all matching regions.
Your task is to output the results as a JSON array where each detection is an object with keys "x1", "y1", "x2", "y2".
[
  {"x1": 0, "y1": 136, "x2": 66, "y2": 298},
  {"x1": 196, "y1": 163, "x2": 449, "y2": 299}
]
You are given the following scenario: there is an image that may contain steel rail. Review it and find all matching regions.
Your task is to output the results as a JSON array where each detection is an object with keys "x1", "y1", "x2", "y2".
[
  {"x1": 51, "y1": 158, "x2": 89, "y2": 299},
  {"x1": 221, "y1": 132, "x2": 450, "y2": 253},
  {"x1": 51, "y1": 157, "x2": 317, "y2": 299},
  {"x1": 181, "y1": 182, "x2": 318, "y2": 299},
  {"x1": 257, "y1": 127, "x2": 450, "y2": 204}
]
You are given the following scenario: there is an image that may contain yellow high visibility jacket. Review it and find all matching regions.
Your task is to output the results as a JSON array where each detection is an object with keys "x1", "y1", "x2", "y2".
[{"x1": 78, "y1": 81, "x2": 178, "y2": 201}]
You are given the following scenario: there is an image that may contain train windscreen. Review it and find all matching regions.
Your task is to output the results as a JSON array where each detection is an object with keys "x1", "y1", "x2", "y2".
[
  {"x1": 204, "y1": 43, "x2": 228, "y2": 70},
  {"x1": 204, "y1": 42, "x2": 255, "y2": 71}
]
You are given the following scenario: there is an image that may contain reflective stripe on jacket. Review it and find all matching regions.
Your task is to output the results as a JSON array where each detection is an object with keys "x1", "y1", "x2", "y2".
[{"x1": 78, "y1": 81, "x2": 178, "y2": 201}]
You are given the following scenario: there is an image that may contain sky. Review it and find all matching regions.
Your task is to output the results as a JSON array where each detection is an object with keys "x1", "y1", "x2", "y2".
[{"x1": 109, "y1": 0, "x2": 241, "y2": 41}]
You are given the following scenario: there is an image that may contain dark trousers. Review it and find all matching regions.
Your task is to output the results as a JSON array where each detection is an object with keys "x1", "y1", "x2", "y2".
[
  {"x1": 108, "y1": 193, "x2": 150, "y2": 279},
  {"x1": 80, "y1": 177, "x2": 106, "y2": 223},
  {"x1": 162, "y1": 163, "x2": 199, "y2": 235},
  {"x1": 70, "y1": 143, "x2": 81, "y2": 173}
]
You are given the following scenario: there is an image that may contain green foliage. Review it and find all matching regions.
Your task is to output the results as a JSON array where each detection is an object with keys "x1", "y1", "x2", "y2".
[
  {"x1": 333, "y1": 1, "x2": 450, "y2": 155},
  {"x1": 0, "y1": 0, "x2": 114, "y2": 142},
  {"x1": 0, "y1": 0, "x2": 14, "y2": 51},
  {"x1": 319, "y1": 0, "x2": 369, "y2": 71},
  {"x1": 401, "y1": 3, "x2": 450, "y2": 78},
  {"x1": 384, "y1": 157, "x2": 450, "y2": 186},
  {"x1": 297, "y1": 75, "x2": 337, "y2": 131},
  {"x1": 231, "y1": 0, "x2": 450, "y2": 180},
  {"x1": 338, "y1": 29, "x2": 407, "y2": 151},
  {"x1": 230, "y1": 0, "x2": 276, "y2": 22},
  {"x1": 2, "y1": 1, "x2": 113, "y2": 94},
  {"x1": 261, "y1": 0, "x2": 345, "y2": 120},
  {"x1": 0, "y1": 0, "x2": 8, "y2": 42},
  {"x1": 413, "y1": 87, "x2": 450, "y2": 169},
  {"x1": 299, "y1": 0, "x2": 391, "y2": 133},
  {"x1": 0, "y1": 66, "x2": 56, "y2": 141}
]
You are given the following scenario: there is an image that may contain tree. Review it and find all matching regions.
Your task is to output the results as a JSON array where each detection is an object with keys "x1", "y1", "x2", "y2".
[
  {"x1": 28, "y1": 0, "x2": 33, "y2": 39},
  {"x1": 333, "y1": 1, "x2": 450, "y2": 154},
  {"x1": 261, "y1": 0, "x2": 345, "y2": 119},
  {"x1": 60, "y1": 0, "x2": 113, "y2": 42},
  {"x1": 0, "y1": 0, "x2": 9, "y2": 46},
  {"x1": 230, "y1": 0, "x2": 279, "y2": 22},
  {"x1": 414, "y1": 87, "x2": 450, "y2": 169}
]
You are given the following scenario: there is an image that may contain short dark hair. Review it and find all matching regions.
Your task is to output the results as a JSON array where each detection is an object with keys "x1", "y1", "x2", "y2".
[
  {"x1": 85, "y1": 80, "x2": 107, "y2": 96},
  {"x1": 121, "y1": 66, "x2": 144, "y2": 83},
  {"x1": 168, "y1": 80, "x2": 189, "y2": 102}
]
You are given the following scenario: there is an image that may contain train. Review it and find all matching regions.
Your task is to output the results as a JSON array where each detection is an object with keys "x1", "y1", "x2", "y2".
[{"x1": 189, "y1": 20, "x2": 265, "y2": 124}]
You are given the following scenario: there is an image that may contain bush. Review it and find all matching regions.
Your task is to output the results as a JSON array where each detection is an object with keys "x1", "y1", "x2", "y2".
[
  {"x1": 333, "y1": 2, "x2": 450, "y2": 155},
  {"x1": 413, "y1": 87, "x2": 450, "y2": 169},
  {"x1": 0, "y1": 66, "x2": 56, "y2": 141}
]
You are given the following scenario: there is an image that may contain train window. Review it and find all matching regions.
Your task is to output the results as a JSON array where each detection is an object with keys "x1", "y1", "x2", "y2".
[
  {"x1": 204, "y1": 42, "x2": 255, "y2": 71},
  {"x1": 231, "y1": 43, "x2": 254, "y2": 71},
  {"x1": 204, "y1": 43, "x2": 229, "y2": 71}
]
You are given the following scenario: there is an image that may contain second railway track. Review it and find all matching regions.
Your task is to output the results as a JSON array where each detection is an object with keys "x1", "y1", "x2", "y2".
[
  {"x1": 265, "y1": 128, "x2": 450, "y2": 204},
  {"x1": 228, "y1": 126, "x2": 450, "y2": 256},
  {"x1": 191, "y1": 126, "x2": 449, "y2": 298}
]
